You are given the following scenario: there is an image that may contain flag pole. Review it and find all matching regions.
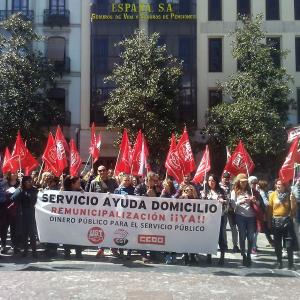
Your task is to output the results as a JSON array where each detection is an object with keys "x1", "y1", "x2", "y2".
[
  {"x1": 245, "y1": 163, "x2": 253, "y2": 197},
  {"x1": 292, "y1": 163, "x2": 297, "y2": 186},
  {"x1": 203, "y1": 146, "x2": 209, "y2": 198},
  {"x1": 82, "y1": 154, "x2": 92, "y2": 175},
  {"x1": 114, "y1": 148, "x2": 121, "y2": 176},
  {"x1": 37, "y1": 161, "x2": 44, "y2": 184},
  {"x1": 18, "y1": 155, "x2": 22, "y2": 175}
]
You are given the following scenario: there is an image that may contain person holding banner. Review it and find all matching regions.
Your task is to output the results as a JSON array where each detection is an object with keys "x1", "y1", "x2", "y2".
[
  {"x1": 87, "y1": 165, "x2": 118, "y2": 194},
  {"x1": 88, "y1": 165, "x2": 118, "y2": 258},
  {"x1": 175, "y1": 173, "x2": 200, "y2": 199},
  {"x1": 202, "y1": 174, "x2": 227, "y2": 266},
  {"x1": 268, "y1": 179, "x2": 297, "y2": 269},
  {"x1": 11, "y1": 176, "x2": 38, "y2": 258},
  {"x1": 230, "y1": 174, "x2": 258, "y2": 267},
  {"x1": 114, "y1": 173, "x2": 135, "y2": 259},
  {"x1": 62, "y1": 175, "x2": 84, "y2": 259},
  {"x1": 180, "y1": 184, "x2": 199, "y2": 265},
  {"x1": 161, "y1": 179, "x2": 177, "y2": 264},
  {"x1": 220, "y1": 172, "x2": 239, "y2": 253},
  {"x1": 134, "y1": 172, "x2": 161, "y2": 197}
]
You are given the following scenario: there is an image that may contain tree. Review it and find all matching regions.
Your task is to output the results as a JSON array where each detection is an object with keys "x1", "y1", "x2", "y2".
[
  {"x1": 103, "y1": 30, "x2": 183, "y2": 165},
  {"x1": 206, "y1": 14, "x2": 293, "y2": 171},
  {"x1": 0, "y1": 14, "x2": 63, "y2": 153}
]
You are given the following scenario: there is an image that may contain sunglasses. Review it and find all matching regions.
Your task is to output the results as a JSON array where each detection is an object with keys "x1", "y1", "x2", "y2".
[{"x1": 98, "y1": 169, "x2": 106, "y2": 172}]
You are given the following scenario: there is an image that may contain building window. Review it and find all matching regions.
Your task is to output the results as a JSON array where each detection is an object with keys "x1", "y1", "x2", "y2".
[
  {"x1": 47, "y1": 37, "x2": 66, "y2": 62},
  {"x1": 209, "y1": 90, "x2": 222, "y2": 108},
  {"x1": 296, "y1": 37, "x2": 300, "y2": 71},
  {"x1": 208, "y1": 0, "x2": 222, "y2": 21},
  {"x1": 266, "y1": 37, "x2": 281, "y2": 67},
  {"x1": 266, "y1": 0, "x2": 280, "y2": 20},
  {"x1": 93, "y1": 37, "x2": 109, "y2": 72},
  {"x1": 295, "y1": 0, "x2": 300, "y2": 20},
  {"x1": 237, "y1": 0, "x2": 251, "y2": 17},
  {"x1": 179, "y1": 37, "x2": 192, "y2": 70},
  {"x1": 49, "y1": 0, "x2": 66, "y2": 10},
  {"x1": 47, "y1": 88, "x2": 70, "y2": 125},
  {"x1": 12, "y1": 0, "x2": 28, "y2": 10},
  {"x1": 209, "y1": 38, "x2": 222, "y2": 72},
  {"x1": 47, "y1": 37, "x2": 70, "y2": 73}
]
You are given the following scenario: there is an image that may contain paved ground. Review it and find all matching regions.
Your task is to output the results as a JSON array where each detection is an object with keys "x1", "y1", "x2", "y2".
[{"x1": 0, "y1": 233, "x2": 300, "y2": 299}]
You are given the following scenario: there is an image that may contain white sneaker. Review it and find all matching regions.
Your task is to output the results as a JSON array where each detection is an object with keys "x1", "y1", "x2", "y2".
[{"x1": 293, "y1": 253, "x2": 299, "y2": 260}]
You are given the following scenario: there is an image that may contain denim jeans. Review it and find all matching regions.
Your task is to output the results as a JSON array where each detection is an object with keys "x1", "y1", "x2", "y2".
[
  {"x1": 223, "y1": 213, "x2": 239, "y2": 248},
  {"x1": 235, "y1": 214, "x2": 256, "y2": 255}
]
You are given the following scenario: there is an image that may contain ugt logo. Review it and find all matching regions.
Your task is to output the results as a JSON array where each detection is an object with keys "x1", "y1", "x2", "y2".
[
  {"x1": 56, "y1": 141, "x2": 65, "y2": 160},
  {"x1": 169, "y1": 151, "x2": 181, "y2": 170},
  {"x1": 48, "y1": 146, "x2": 57, "y2": 163},
  {"x1": 232, "y1": 153, "x2": 246, "y2": 169},
  {"x1": 71, "y1": 152, "x2": 78, "y2": 167},
  {"x1": 178, "y1": 142, "x2": 193, "y2": 162}
]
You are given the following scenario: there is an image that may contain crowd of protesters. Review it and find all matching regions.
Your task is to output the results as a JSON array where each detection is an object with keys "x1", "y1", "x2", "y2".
[{"x1": 0, "y1": 166, "x2": 299, "y2": 270}]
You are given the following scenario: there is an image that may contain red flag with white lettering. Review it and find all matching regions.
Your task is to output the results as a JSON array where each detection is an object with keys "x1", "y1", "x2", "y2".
[
  {"x1": 279, "y1": 137, "x2": 300, "y2": 183},
  {"x1": 177, "y1": 127, "x2": 196, "y2": 175},
  {"x1": 89, "y1": 123, "x2": 101, "y2": 163},
  {"x1": 70, "y1": 139, "x2": 82, "y2": 177},
  {"x1": 224, "y1": 141, "x2": 255, "y2": 176},
  {"x1": 192, "y1": 145, "x2": 211, "y2": 183},
  {"x1": 55, "y1": 126, "x2": 68, "y2": 172},
  {"x1": 10, "y1": 131, "x2": 39, "y2": 174},
  {"x1": 165, "y1": 134, "x2": 183, "y2": 183},
  {"x1": 114, "y1": 129, "x2": 131, "y2": 176},
  {"x1": 2, "y1": 147, "x2": 13, "y2": 174},
  {"x1": 42, "y1": 132, "x2": 61, "y2": 177}
]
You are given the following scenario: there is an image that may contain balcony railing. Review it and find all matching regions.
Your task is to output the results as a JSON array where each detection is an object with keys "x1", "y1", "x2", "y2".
[
  {"x1": 44, "y1": 9, "x2": 70, "y2": 27},
  {"x1": 52, "y1": 57, "x2": 71, "y2": 74},
  {"x1": 0, "y1": 10, "x2": 34, "y2": 21}
]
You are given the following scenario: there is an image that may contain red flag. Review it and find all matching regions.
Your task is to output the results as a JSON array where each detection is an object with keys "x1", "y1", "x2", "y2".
[
  {"x1": 2, "y1": 147, "x2": 13, "y2": 174},
  {"x1": 10, "y1": 131, "x2": 39, "y2": 174},
  {"x1": 177, "y1": 127, "x2": 196, "y2": 175},
  {"x1": 224, "y1": 141, "x2": 255, "y2": 176},
  {"x1": 192, "y1": 145, "x2": 211, "y2": 184},
  {"x1": 114, "y1": 129, "x2": 132, "y2": 176},
  {"x1": 55, "y1": 125, "x2": 70, "y2": 153},
  {"x1": 89, "y1": 123, "x2": 101, "y2": 163},
  {"x1": 131, "y1": 130, "x2": 151, "y2": 176},
  {"x1": 55, "y1": 126, "x2": 68, "y2": 172},
  {"x1": 165, "y1": 134, "x2": 183, "y2": 183},
  {"x1": 42, "y1": 133, "x2": 61, "y2": 177},
  {"x1": 69, "y1": 139, "x2": 82, "y2": 177},
  {"x1": 279, "y1": 137, "x2": 300, "y2": 183}
]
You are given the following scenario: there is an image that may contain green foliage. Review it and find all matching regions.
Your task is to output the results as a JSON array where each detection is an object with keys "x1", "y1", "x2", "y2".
[
  {"x1": 206, "y1": 14, "x2": 292, "y2": 170},
  {"x1": 0, "y1": 14, "x2": 62, "y2": 153},
  {"x1": 207, "y1": 99, "x2": 286, "y2": 156},
  {"x1": 104, "y1": 30, "x2": 183, "y2": 164}
]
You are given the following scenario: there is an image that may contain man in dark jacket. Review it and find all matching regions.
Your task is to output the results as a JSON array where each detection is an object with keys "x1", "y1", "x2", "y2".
[
  {"x1": 11, "y1": 176, "x2": 38, "y2": 258},
  {"x1": 87, "y1": 165, "x2": 118, "y2": 257}
]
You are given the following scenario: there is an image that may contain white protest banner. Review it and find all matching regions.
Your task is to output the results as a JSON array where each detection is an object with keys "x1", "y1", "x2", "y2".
[{"x1": 35, "y1": 191, "x2": 222, "y2": 254}]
